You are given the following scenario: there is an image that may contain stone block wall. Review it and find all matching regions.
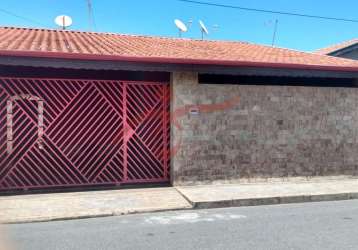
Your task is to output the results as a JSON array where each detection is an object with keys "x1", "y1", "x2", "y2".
[{"x1": 171, "y1": 72, "x2": 358, "y2": 185}]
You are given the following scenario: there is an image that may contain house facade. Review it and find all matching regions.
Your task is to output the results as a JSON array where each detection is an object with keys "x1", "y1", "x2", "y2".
[{"x1": 0, "y1": 27, "x2": 358, "y2": 192}]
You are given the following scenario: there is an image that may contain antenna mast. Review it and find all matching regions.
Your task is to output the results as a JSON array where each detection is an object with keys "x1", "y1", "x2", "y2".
[
  {"x1": 271, "y1": 19, "x2": 278, "y2": 47},
  {"x1": 86, "y1": 0, "x2": 95, "y2": 31}
]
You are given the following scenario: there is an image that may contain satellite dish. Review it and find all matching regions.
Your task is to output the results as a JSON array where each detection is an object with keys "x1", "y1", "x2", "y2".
[
  {"x1": 174, "y1": 19, "x2": 188, "y2": 37},
  {"x1": 199, "y1": 20, "x2": 209, "y2": 40},
  {"x1": 55, "y1": 15, "x2": 73, "y2": 30}
]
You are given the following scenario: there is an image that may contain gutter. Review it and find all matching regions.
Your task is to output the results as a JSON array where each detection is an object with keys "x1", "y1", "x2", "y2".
[{"x1": 0, "y1": 50, "x2": 358, "y2": 73}]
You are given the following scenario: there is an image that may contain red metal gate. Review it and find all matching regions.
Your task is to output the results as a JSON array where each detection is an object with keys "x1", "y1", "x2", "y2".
[{"x1": 0, "y1": 78, "x2": 170, "y2": 191}]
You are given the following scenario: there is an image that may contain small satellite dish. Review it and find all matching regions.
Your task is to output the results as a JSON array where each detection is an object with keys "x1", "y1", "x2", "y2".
[
  {"x1": 55, "y1": 15, "x2": 73, "y2": 30},
  {"x1": 174, "y1": 19, "x2": 188, "y2": 37},
  {"x1": 199, "y1": 20, "x2": 209, "y2": 39}
]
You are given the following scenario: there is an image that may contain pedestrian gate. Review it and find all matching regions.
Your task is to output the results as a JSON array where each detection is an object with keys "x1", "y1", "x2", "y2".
[{"x1": 0, "y1": 78, "x2": 170, "y2": 191}]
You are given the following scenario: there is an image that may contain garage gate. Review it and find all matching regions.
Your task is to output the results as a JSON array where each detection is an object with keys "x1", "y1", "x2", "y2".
[{"x1": 0, "y1": 78, "x2": 170, "y2": 192}]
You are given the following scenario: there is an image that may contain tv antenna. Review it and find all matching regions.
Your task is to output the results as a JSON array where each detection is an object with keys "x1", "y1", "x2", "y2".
[
  {"x1": 54, "y1": 15, "x2": 73, "y2": 30},
  {"x1": 188, "y1": 19, "x2": 193, "y2": 28},
  {"x1": 86, "y1": 0, "x2": 96, "y2": 31},
  {"x1": 174, "y1": 19, "x2": 188, "y2": 37},
  {"x1": 271, "y1": 19, "x2": 279, "y2": 47},
  {"x1": 199, "y1": 20, "x2": 209, "y2": 40},
  {"x1": 266, "y1": 19, "x2": 279, "y2": 46}
]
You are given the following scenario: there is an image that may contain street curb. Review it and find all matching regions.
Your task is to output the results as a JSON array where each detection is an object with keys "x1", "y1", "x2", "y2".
[
  {"x1": 1, "y1": 206, "x2": 194, "y2": 224},
  {"x1": 4, "y1": 192, "x2": 358, "y2": 224},
  {"x1": 191, "y1": 192, "x2": 358, "y2": 209}
]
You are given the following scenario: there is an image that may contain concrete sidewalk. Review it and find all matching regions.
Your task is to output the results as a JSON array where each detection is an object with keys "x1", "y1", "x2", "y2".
[
  {"x1": 0, "y1": 187, "x2": 192, "y2": 224},
  {"x1": 177, "y1": 179, "x2": 358, "y2": 209},
  {"x1": 2, "y1": 179, "x2": 358, "y2": 224}
]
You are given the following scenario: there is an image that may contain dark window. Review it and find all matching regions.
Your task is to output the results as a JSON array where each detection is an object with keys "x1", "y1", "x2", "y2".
[{"x1": 199, "y1": 74, "x2": 358, "y2": 88}]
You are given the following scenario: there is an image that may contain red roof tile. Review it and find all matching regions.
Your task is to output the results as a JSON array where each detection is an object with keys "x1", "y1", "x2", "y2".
[
  {"x1": 1, "y1": 26, "x2": 358, "y2": 72},
  {"x1": 315, "y1": 39, "x2": 358, "y2": 55}
]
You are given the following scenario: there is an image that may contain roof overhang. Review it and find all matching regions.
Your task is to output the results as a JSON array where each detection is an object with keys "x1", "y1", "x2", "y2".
[{"x1": 0, "y1": 52, "x2": 357, "y2": 78}]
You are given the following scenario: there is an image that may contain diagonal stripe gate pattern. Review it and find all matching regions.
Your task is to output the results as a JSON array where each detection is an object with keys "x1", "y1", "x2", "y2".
[{"x1": 0, "y1": 78, "x2": 170, "y2": 191}]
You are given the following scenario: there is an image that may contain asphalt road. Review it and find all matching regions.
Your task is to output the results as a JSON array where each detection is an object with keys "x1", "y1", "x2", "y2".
[{"x1": 3, "y1": 199, "x2": 358, "y2": 250}]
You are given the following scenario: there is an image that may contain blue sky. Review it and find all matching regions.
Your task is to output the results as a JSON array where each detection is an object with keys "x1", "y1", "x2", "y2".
[{"x1": 0, "y1": 0, "x2": 357, "y2": 52}]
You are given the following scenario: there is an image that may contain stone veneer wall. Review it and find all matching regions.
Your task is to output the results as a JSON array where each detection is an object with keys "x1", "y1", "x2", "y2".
[{"x1": 171, "y1": 72, "x2": 358, "y2": 185}]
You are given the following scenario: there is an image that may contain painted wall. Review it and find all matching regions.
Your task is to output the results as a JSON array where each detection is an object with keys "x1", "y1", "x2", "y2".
[{"x1": 171, "y1": 72, "x2": 358, "y2": 185}]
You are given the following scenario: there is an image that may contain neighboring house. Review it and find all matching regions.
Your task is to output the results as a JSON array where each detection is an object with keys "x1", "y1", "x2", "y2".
[
  {"x1": 0, "y1": 26, "x2": 358, "y2": 192},
  {"x1": 315, "y1": 39, "x2": 358, "y2": 60}
]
